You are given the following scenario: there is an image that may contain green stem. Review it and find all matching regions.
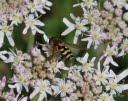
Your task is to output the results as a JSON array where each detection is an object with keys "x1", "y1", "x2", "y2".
[{"x1": 27, "y1": 29, "x2": 35, "y2": 52}]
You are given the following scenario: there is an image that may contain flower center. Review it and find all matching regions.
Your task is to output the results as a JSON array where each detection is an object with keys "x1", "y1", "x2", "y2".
[
  {"x1": 40, "y1": 83, "x2": 47, "y2": 91},
  {"x1": 84, "y1": 0, "x2": 93, "y2": 5},
  {"x1": 87, "y1": 14, "x2": 94, "y2": 23},
  {"x1": 15, "y1": 56, "x2": 23, "y2": 63},
  {"x1": 106, "y1": 49, "x2": 114, "y2": 56},
  {"x1": 100, "y1": 96, "x2": 108, "y2": 101},
  {"x1": 92, "y1": 33, "x2": 100, "y2": 40},
  {"x1": 28, "y1": 20, "x2": 34, "y2": 26},
  {"x1": 18, "y1": 76, "x2": 26, "y2": 83},
  {"x1": 76, "y1": 23, "x2": 83, "y2": 30},
  {"x1": 60, "y1": 85, "x2": 68, "y2": 91},
  {"x1": 83, "y1": 63, "x2": 90, "y2": 69},
  {"x1": 110, "y1": 82, "x2": 117, "y2": 90},
  {"x1": 1, "y1": 25, "x2": 9, "y2": 32},
  {"x1": 13, "y1": 14, "x2": 20, "y2": 20},
  {"x1": 50, "y1": 62, "x2": 56, "y2": 70},
  {"x1": 97, "y1": 74, "x2": 105, "y2": 81},
  {"x1": 29, "y1": 3, "x2": 35, "y2": 8},
  {"x1": 123, "y1": 43, "x2": 128, "y2": 50},
  {"x1": 73, "y1": 72, "x2": 80, "y2": 78}
]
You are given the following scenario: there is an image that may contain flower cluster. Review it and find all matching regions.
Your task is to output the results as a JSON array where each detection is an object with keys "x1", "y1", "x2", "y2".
[
  {"x1": 0, "y1": 45, "x2": 128, "y2": 101},
  {"x1": 62, "y1": 0, "x2": 128, "y2": 56},
  {"x1": 0, "y1": 0, "x2": 52, "y2": 48}
]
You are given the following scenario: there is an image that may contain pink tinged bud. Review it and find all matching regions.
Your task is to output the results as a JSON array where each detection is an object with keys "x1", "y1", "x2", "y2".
[
  {"x1": 103, "y1": 1, "x2": 113, "y2": 10},
  {"x1": 23, "y1": 53, "x2": 31, "y2": 60},
  {"x1": 1, "y1": 76, "x2": 6, "y2": 88},
  {"x1": 115, "y1": 9, "x2": 122, "y2": 16}
]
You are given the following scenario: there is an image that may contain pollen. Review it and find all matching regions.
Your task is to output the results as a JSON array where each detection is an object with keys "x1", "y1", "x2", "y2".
[
  {"x1": 50, "y1": 62, "x2": 57, "y2": 70},
  {"x1": 28, "y1": 20, "x2": 35, "y2": 26},
  {"x1": 92, "y1": 33, "x2": 100, "y2": 40},
  {"x1": 76, "y1": 23, "x2": 83, "y2": 30},
  {"x1": 1, "y1": 25, "x2": 9, "y2": 32},
  {"x1": 100, "y1": 96, "x2": 108, "y2": 101},
  {"x1": 15, "y1": 56, "x2": 23, "y2": 63},
  {"x1": 110, "y1": 82, "x2": 117, "y2": 90},
  {"x1": 40, "y1": 83, "x2": 47, "y2": 91},
  {"x1": 98, "y1": 74, "x2": 105, "y2": 81},
  {"x1": 60, "y1": 85, "x2": 68, "y2": 91},
  {"x1": 18, "y1": 76, "x2": 26, "y2": 83},
  {"x1": 83, "y1": 63, "x2": 90, "y2": 69},
  {"x1": 106, "y1": 49, "x2": 114, "y2": 56}
]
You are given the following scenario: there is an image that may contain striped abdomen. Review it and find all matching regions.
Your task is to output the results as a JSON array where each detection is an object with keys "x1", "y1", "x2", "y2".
[{"x1": 57, "y1": 44, "x2": 74, "y2": 60}]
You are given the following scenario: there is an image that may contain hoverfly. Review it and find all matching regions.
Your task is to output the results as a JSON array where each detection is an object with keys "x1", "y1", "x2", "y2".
[
  {"x1": 49, "y1": 37, "x2": 86, "y2": 61},
  {"x1": 49, "y1": 37, "x2": 74, "y2": 60}
]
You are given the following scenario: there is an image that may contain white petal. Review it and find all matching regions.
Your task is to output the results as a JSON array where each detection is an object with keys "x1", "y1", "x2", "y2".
[
  {"x1": 38, "y1": 93, "x2": 45, "y2": 101},
  {"x1": 90, "y1": 57, "x2": 96, "y2": 63},
  {"x1": 61, "y1": 92, "x2": 66, "y2": 97},
  {"x1": 118, "y1": 84, "x2": 128, "y2": 91},
  {"x1": 70, "y1": 13, "x2": 76, "y2": 20},
  {"x1": 34, "y1": 26, "x2": 44, "y2": 34},
  {"x1": 43, "y1": 34, "x2": 49, "y2": 43},
  {"x1": 82, "y1": 37, "x2": 92, "y2": 49},
  {"x1": 73, "y1": 31, "x2": 79, "y2": 44},
  {"x1": 30, "y1": 89, "x2": 40, "y2": 99},
  {"x1": 46, "y1": 1, "x2": 52, "y2": 6},
  {"x1": 82, "y1": 53, "x2": 89, "y2": 63},
  {"x1": 21, "y1": 97, "x2": 28, "y2": 101},
  {"x1": 29, "y1": 14, "x2": 34, "y2": 20},
  {"x1": 110, "y1": 56, "x2": 118, "y2": 67},
  {"x1": 103, "y1": 56, "x2": 110, "y2": 66},
  {"x1": 35, "y1": 20, "x2": 45, "y2": 26},
  {"x1": 117, "y1": 69, "x2": 128, "y2": 82},
  {"x1": 0, "y1": 31, "x2": 4, "y2": 47},
  {"x1": 6, "y1": 31, "x2": 15, "y2": 47},
  {"x1": 23, "y1": 26, "x2": 29, "y2": 34},
  {"x1": 63, "y1": 18, "x2": 75, "y2": 27},
  {"x1": 61, "y1": 27, "x2": 75, "y2": 36}
]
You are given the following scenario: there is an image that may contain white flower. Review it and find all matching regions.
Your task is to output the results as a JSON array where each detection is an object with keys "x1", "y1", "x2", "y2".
[
  {"x1": 118, "y1": 39, "x2": 128, "y2": 57},
  {"x1": 103, "y1": 0, "x2": 113, "y2": 11},
  {"x1": 81, "y1": 4, "x2": 100, "y2": 24},
  {"x1": 118, "y1": 20, "x2": 127, "y2": 29},
  {"x1": 112, "y1": 0, "x2": 126, "y2": 8},
  {"x1": 45, "y1": 61, "x2": 69, "y2": 73},
  {"x1": 52, "y1": 79, "x2": 76, "y2": 97},
  {"x1": 73, "y1": 0, "x2": 97, "y2": 9},
  {"x1": 27, "y1": 0, "x2": 52, "y2": 16},
  {"x1": 10, "y1": 11, "x2": 23, "y2": 26},
  {"x1": 68, "y1": 69, "x2": 82, "y2": 82},
  {"x1": 0, "y1": 51, "x2": 14, "y2": 63},
  {"x1": 9, "y1": 74, "x2": 30, "y2": 94},
  {"x1": 62, "y1": 13, "x2": 88, "y2": 44},
  {"x1": 98, "y1": 93, "x2": 115, "y2": 101},
  {"x1": 82, "y1": 25, "x2": 104, "y2": 49},
  {"x1": 94, "y1": 66, "x2": 110, "y2": 85},
  {"x1": 123, "y1": 12, "x2": 128, "y2": 21},
  {"x1": 76, "y1": 53, "x2": 96, "y2": 73},
  {"x1": 100, "y1": 45, "x2": 118, "y2": 67},
  {"x1": 0, "y1": 22, "x2": 15, "y2": 47},
  {"x1": 106, "y1": 69, "x2": 128, "y2": 95},
  {"x1": 30, "y1": 79, "x2": 52, "y2": 101},
  {"x1": 123, "y1": 28, "x2": 128, "y2": 37},
  {"x1": 23, "y1": 14, "x2": 44, "y2": 35}
]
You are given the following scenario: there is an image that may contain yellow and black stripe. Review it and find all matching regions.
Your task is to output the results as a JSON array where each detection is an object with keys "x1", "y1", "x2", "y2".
[
  {"x1": 49, "y1": 37, "x2": 74, "y2": 60},
  {"x1": 57, "y1": 45, "x2": 74, "y2": 60}
]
